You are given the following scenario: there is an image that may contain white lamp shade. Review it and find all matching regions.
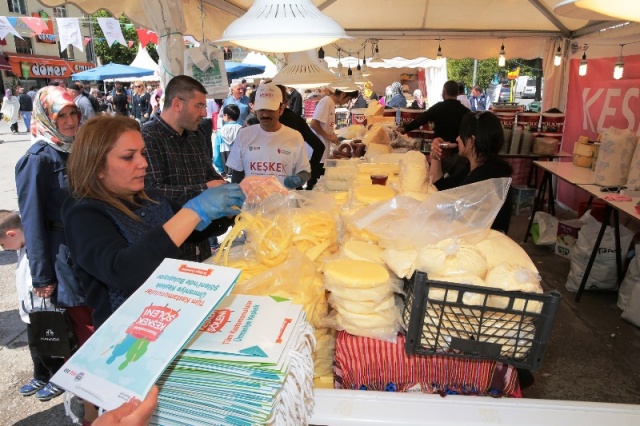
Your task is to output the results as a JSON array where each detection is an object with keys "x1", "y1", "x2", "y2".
[
  {"x1": 272, "y1": 50, "x2": 339, "y2": 88},
  {"x1": 554, "y1": 0, "x2": 640, "y2": 22},
  {"x1": 215, "y1": 0, "x2": 352, "y2": 53}
]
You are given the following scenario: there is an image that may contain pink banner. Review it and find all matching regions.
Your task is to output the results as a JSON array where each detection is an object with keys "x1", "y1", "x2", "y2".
[{"x1": 559, "y1": 54, "x2": 640, "y2": 209}]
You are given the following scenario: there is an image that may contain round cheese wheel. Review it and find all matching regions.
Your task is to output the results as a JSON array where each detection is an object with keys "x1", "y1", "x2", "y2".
[
  {"x1": 353, "y1": 184, "x2": 396, "y2": 205},
  {"x1": 342, "y1": 240, "x2": 384, "y2": 264},
  {"x1": 324, "y1": 259, "x2": 390, "y2": 289}
]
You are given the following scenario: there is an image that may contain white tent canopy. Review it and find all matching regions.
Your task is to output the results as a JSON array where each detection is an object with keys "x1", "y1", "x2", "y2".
[
  {"x1": 104, "y1": 45, "x2": 161, "y2": 83},
  {"x1": 241, "y1": 51, "x2": 277, "y2": 80}
]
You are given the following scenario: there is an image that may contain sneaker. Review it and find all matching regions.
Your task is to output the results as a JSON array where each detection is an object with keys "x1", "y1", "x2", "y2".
[
  {"x1": 19, "y1": 378, "x2": 47, "y2": 396},
  {"x1": 35, "y1": 382, "x2": 65, "y2": 401}
]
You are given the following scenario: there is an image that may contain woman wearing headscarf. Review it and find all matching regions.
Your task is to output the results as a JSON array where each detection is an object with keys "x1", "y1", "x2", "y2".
[
  {"x1": 411, "y1": 89, "x2": 425, "y2": 110},
  {"x1": 363, "y1": 81, "x2": 379, "y2": 101},
  {"x1": 15, "y1": 86, "x2": 98, "y2": 423},
  {"x1": 2, "y1": 88, "x2": 21, "y2": 134},
  {"x1": 386, "y1": 81, "x2": 407, "y2": 108}
]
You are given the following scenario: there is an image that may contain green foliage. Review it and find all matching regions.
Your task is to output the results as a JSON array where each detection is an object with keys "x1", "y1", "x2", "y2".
[
  {"x1": 90, "y1": 11, "x2": 159, "y2": 65},
  {"x1": 447, "y1": 57, "x2": 543, "y2": 92}
]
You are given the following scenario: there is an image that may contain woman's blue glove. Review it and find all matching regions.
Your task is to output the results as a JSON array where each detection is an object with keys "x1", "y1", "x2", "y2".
[
  {"x1": 184, "y1": 184, "x2": 245, "y2": 231},
  {"x1": 283, "y1": 175, "x2": 303, "y2": 189}
]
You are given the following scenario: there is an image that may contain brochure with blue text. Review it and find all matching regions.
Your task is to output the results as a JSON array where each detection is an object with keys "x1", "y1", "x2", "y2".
[{"x1": 50, "y1": 258, "x2": 240, "y2": 410}]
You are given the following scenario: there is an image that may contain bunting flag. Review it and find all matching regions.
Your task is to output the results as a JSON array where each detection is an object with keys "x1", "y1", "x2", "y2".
[
  {"x1": 56, "y1": 17, "x2": 83, "y2": 52},
  {"x1": 97, "y1": 17, "x2": 126, "y2": 47},
  {"x1": 20, "y1": 16, "x2": 48, "y2": 35},
  {"x1": 84, "y1": 36, "x2": 91, "y2": 46},
  {"x1": 0, "y1": 16, "x2": 23, "y2": 40},
  {"x1": 127, "y1": 40, "x2": 134, "y2": 48},
  {"x1": 136, "y1": 28, "x2": 158, "y2": 47}
]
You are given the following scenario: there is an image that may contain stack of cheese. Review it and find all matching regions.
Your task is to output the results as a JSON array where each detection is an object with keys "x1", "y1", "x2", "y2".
[
  {"x1": 363, "y1": 124, "x2": 393, "y2": 159},
  {"x1": 398, "y1": 150, "x2": 437, "y2": 201},
  {"x1": 324, "y1": 257, "x2": 401, "y2": 342},
  {"x1": 395, "y1": 235, "x2": 543, "y2": 358}
]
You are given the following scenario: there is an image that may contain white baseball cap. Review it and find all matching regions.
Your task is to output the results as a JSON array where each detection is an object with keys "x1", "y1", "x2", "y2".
[{"x1": 254, "y1": 83, "x2": 282, "y2": 111}]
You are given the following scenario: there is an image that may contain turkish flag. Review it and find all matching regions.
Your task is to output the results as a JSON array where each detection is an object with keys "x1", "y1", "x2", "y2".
[{"x1": 137, "y1": 28, "x2": 159, "y2": 47}]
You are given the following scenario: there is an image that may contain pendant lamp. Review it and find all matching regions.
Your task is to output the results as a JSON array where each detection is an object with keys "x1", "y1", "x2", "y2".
[
  {"x1": 579, "y1": 48, "x2": 588, "y2": 76},
  {"x1": 498, "y1": 38, "x2": 506, "y2": 67},
  {"x1": 215, "y1": 0, "x2": 352, "y2": 53},
  {"x1": 272, "y1": 50, "x2": 339, "y2": 88},
  {"x1": 613, "y1": 45, "x2": 624, "y2": 80},
  {"x1": 554, "y1": 44, "x2": 562, "y2": 66}
]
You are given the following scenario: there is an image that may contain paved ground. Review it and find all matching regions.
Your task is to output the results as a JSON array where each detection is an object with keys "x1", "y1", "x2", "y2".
[{"x1": 0, "y1": 118, "x2": 639, "y2": 425}]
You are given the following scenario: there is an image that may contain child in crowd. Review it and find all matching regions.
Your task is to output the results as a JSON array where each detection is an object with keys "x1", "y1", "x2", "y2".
[
  {"x1": 0, "y1": 210, "x2": 65, "y2": 401},
  {"x1": 215, "y1": 104, "x2": 242, "y2": 177}
]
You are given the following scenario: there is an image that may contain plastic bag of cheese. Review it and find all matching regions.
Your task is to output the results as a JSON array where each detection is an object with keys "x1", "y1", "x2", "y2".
[
  {"x1": 349, "y1": 177, "x2": 511, "y2": 250},
  {"x1": 416, "y1": 238, "x2": 488, "y2": 279},
  {"x1": 474, "y1": 230, "x2": 538, "y2": 272},
  {"x1": 324, "y1": 295, "x2": 402, "y2": 342},
  {"x1": 484, "y1": 262, "x2": 543, "y2": 313}
]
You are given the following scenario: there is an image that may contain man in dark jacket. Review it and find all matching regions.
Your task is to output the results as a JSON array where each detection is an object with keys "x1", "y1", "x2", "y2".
[
  {"x1": 286, "y1": 87, "x2": 303, "y2": 116},
  {"x1": 400, "y1": 80, "x2": 470, "y2": 176},
  {"x1": 17, "y1": 88, "x2": 33, "y2": 133}
]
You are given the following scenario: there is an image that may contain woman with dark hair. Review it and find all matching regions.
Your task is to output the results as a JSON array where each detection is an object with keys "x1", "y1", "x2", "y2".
[
  {"x1": 430, "y1": 111, "x2": 513, "y2": 233},
  {"x1": 62, "y1": 115, "x2": 244, "y2": 330}
]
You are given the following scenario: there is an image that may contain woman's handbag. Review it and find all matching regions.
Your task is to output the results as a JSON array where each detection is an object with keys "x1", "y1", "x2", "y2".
[{"x1": 27, "y1": 299, "x2": 78, "y2": 359}]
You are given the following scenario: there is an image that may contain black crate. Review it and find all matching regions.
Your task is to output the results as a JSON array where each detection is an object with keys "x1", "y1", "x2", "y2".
[{"x1": 403, "y1": 271, "x2": 561, "y2": 371}]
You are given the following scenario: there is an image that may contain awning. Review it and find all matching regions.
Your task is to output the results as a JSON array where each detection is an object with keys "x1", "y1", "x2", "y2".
[
  {"x1": 0, "y1": 55, "x2": 11, "y2": 71},
  {"x1": 5, "y1": 53, "x2": 94, "y2": 79}
]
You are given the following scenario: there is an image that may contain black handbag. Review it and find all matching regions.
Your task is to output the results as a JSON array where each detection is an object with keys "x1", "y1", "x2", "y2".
[{"x1": 28, "y1": 299, "x2": 78, "y2": 359}]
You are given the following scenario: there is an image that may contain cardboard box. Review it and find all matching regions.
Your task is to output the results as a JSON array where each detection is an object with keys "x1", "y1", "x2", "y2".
[
  {"x1": 511, "y1": 185, "x2": 536, "y2": 216},
  {"x1": 555, "y1": 219, "x2": 582, "y2": 259}
]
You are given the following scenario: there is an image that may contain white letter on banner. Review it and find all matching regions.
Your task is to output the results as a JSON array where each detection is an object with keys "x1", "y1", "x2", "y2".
[
  {"x1": 597, "y1": 89, "x2": 621, "y2": 132},
  {"x1": 581, "y1": 87, "x2": 604, "y2": 132},
  {"x1": 621, "y1": 88, "x2": 639, "y2": 135}
]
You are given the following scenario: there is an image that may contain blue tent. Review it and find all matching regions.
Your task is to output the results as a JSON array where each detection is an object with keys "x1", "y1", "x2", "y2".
[
  {"x1": 71, "y1": 62, "x2": 156, "y2": 81},
  {"x1": 225, "y1": 62, "x2": 266, "y2": 80}
]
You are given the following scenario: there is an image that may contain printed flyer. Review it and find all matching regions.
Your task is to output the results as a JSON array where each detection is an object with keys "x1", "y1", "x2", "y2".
[
  {"x1": 50, "y1": 258, "x2": 240, "y2": 410},
  {"x1": 183, "y1": 294, "x2": 303, "y2": 365}
]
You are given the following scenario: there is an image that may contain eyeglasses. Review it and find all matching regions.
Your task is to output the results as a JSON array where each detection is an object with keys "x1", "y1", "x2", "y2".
[
  {"x1": 177, "y1": 97, "x2": 207, "y2": 111},
  {"x1": 134, "y1": 85, "x2": 142, "y2": 88}
]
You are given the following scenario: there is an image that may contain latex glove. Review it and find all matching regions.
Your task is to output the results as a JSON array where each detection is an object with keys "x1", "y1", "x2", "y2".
[
  {"x1": 283, "y1": 175, "x2": 303, "y2": 189},
  {"x1": 184, "y1": 184, "x2": 245, "y2": 230}
]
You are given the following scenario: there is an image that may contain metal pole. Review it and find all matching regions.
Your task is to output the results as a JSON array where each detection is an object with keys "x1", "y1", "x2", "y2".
[{"x1": 472, "y1": 59, "x2": 478, "y2": 87}]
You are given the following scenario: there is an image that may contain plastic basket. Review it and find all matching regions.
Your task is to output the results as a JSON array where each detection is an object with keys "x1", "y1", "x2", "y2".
[{"x1": 402, "y1": 271, "x2": 561, "y2": 371}]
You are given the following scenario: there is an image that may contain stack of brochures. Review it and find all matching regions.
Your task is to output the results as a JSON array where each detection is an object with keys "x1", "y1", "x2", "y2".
[
  {"x1": 51, "y1": 259, "x2": 242, "y2": 411},
  {"x1": 152, "y1": 294, "x2": 315, "y2": 425}
]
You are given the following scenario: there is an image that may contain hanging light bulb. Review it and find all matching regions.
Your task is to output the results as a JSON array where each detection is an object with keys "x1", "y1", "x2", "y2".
[
  {"x1": 370, "y1": 42, "x2": 383, "y2": 64},
  {"x1": 554, "y1": 44, "x2": 562, "y2": 66},
  {"x1": 579, "y1": 48, "x2": 588, "y2": 76},
  {"x1": 347, "y1": 65, "x2": 353, "y2": 83},
  {"x1": 613, "y1": 44, "x2": 624, "y2": 80},
  {"x1": 498, "y1": 38, "x2": 506, "y2": 67},
  {"x1": 436, "y1": 39, "x2": 443, "y2": 59},
  {"x1": 361, "y1": 50, "x2": 371, "y2": 76}
]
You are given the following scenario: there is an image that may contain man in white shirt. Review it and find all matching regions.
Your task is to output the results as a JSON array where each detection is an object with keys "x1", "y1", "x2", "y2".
[
  {"x1": 227, "y1": 83, "x2": 311, "y2": 189},
  {"x1": 309, "y1": 87, "x2": 358, "y2": 165}
]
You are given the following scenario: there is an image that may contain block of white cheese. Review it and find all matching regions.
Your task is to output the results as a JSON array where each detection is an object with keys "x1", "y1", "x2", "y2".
[
  {"x1": 380, "y1": 248, "x2": 418, "y2": 279},
  {"x1": 399, "y1": 150, "x2": 429, "y2": 192},
  {"x1": 342, "y1": 240, "x2": 385, "y2": 264},
  {"x1": 474, "y1": 230, "x2": 538, "y2": 272},
  {"x1": 417, "y1": 238, "x2": 488, "y2": 279},
  {"x1": 353, "y1": 185, "x2": 396, "y2": 205},
  {"x1": 363, "y1": 124, "x2": 391, "y2": 146}
]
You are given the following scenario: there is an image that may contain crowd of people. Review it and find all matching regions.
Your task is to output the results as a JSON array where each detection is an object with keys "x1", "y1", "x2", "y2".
[{"x1": 0, "y1": 71, "x2": 513, "y2": 425}]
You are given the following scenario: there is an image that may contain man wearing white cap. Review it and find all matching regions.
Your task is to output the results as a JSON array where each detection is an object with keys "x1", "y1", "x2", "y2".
[{"x1": 227, "y1": 83, "x2": 311, "y2": 189}]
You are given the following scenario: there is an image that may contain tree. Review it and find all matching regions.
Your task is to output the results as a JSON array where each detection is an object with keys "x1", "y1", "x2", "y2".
[
  {"x1": 90, "y1": 11, "x2": 159, "y2": 65},
  {"x1": 447, "y1": 57, "x2": 543, "y2": 92}
]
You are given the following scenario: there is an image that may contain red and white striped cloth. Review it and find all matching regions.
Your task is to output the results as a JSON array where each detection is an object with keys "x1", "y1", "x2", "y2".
[{"x1": 334, "y1": 331, "x2": 521, "y2": 397}]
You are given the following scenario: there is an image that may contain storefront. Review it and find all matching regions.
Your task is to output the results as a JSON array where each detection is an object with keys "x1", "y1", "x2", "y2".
[{"x1": 4, "y1": 53, "x2": 94, "y2": 87}]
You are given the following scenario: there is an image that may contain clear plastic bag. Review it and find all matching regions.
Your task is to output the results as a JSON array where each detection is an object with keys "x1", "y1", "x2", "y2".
[{"x1": 347, "y1": 177, "x2": 512, "y2": 250}]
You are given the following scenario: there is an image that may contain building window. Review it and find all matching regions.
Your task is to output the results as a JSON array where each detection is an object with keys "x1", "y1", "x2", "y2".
[
  {"x1": 15, "y1": 36, "x2": 33, "y2": 54},
  {"x1": 59, "y1": 42, "x2": 75, "y2": 60},
  {"x1": 7, "y1": 0, "x2": 27, "y2": 15},
  {"x1": 52, "y1": 6, "x2": 67, "y2": 18}
]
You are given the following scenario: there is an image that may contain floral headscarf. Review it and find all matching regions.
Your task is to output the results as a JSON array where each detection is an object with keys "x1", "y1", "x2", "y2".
[
  {"x1": 391, "y1": 81, "x2": 403, "y2": 96},
  {"x1": 31, "y1": 86, "x2": 81, "y2": 152}
]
